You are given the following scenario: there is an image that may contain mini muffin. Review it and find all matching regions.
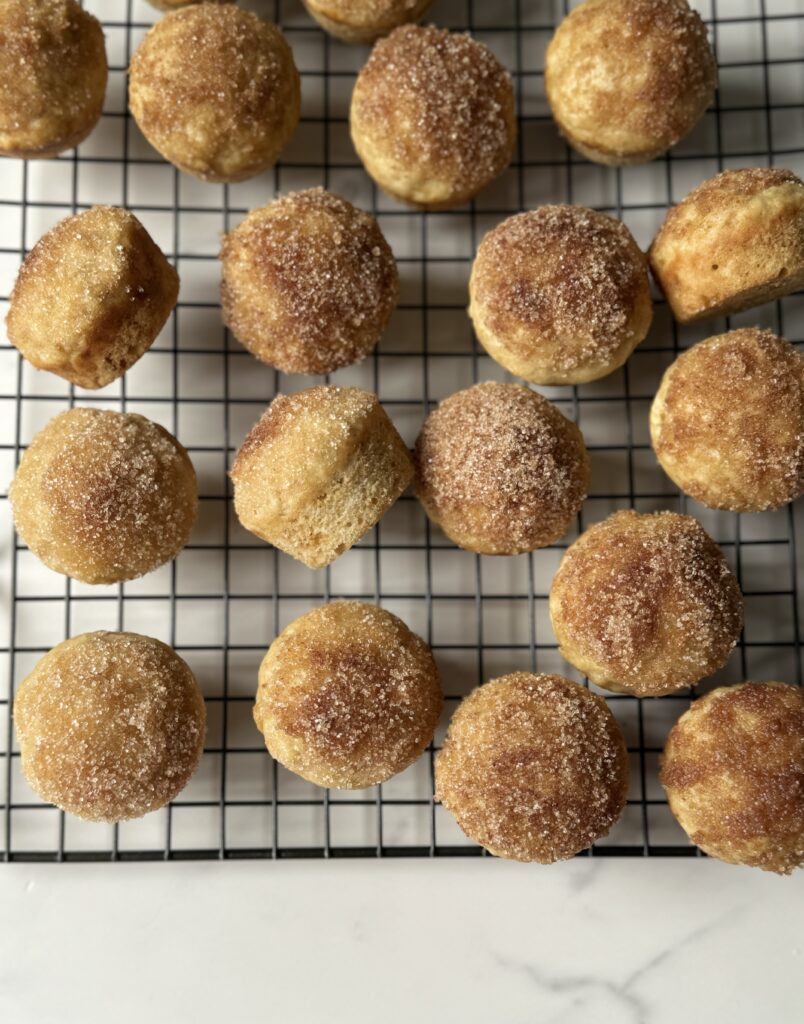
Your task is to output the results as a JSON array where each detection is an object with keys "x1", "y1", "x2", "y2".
[
  {"x1": 221, "y1": 189, "x2": 398, "y2": 375},
  {"x1": 545, "y1": 0, "x2": 716, "y2": 166},
  {"x1": 650, "y1": 329, "x2": 804, "y2": 512},
  {"x1": 649, "y1": 168, "x2": 804, "y2": 323},
  {"x1": 231, "y1": 386, "x2": 413, "y2": 569},
  {"x1": 661, "y1": 682, "x2": 804, "y2": 874},
  {"x1": 254, "y1": 602, "x2": 442, "y2": 789},
  {"x1": 148, "y1": 1, "x2": 233, "y2": 9},
  {"x1": 10, "y1": 408, "x2": 198, "y2": 584},
  {"x1": 129, "y1": 5, "x2": 300, "y2": 183},
  {"x1": 469, "y1": 206, "x2": 653, "y2": 385},
  {"x1": 435, "y1": 673, "x2": 629, "y2": 862},
  {"x1": 303, "y1": 0, "x2": 433, "y2": 43},
  {"x1": 414, "y1": 382, "x2": 590, "y2": 554},
  {"x1": 0, "y1": 0, "x2": 108, "y2": 158},
  {"x1": 350, "y1": 25, "x2": 516, "y2": 209},
  {"x1": 7, "y1": 207, "x2": 179, "y2": 390},
  {"x1": 15, "y1": 631, "x2": 206, "y2": 823},
  {"x1": 550, "y1": 511, "x2": 744, "y2": 698}
]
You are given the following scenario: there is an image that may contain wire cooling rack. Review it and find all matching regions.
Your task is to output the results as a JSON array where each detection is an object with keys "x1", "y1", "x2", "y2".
[{"x1": 0, "y1": 0, "x2": 802, "y2": 862}]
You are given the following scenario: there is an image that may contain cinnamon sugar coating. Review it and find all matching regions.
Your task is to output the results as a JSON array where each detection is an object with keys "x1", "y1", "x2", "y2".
[
  {"x1": 303, "y1": 0, "x2": 433, "y2": 43},
  {"x1": 10, "y1": 408, "x2": 198, "y2": 584},
  {"x1": 550, "y1": 511, "x2": 744, "y2": 698},
  {"x1": 254, "y1": 602, "x2": 442, "y2": 789},
  {"x1": 129, "y1": 5, "x2": 300, "y2": 183},
  {"x1": 349, "y1": 25, "x2": 516, "y2": 209},
  {"x1": 7, "y1": 206, "x2": 178, "y2": 390},
  {"x1": 414, "y1": 382, "x2": 590, "y2": 555},
  {"x1": 231, "y1": 386, "x2": 413, "y2": 569},
  {"x1": 15, "y1": 632, "x2": 206, "y2": 823},
  {"x1": 650, "y1": 328, "x2": 804, "y2": 512},
  {"x1": 649, "y1": 168, "x2": 804, "y2": 323},
  {"x1": 661, "y1": 683, "x2": 804, "y2": 874},
  {"x1": 545, "y1": 0, "x2": 716, "y2": 166},
  {"x1": 469, "y1": 206, "x2": 653, "y2": 385},
  {"x1": 435, "y1": 673, "x2": 629, "y2": 862},
  {"x1": 0, "y1": 0, "x2": 108, "y2": 159},
  {"x1": 221, "y1": 189, "x2": 398, "y2": 375}
]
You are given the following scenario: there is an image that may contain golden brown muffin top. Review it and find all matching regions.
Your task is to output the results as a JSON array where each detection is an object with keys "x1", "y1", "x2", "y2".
[
  {"x1": 436, "y1": 673, "x2": 629, "y2": 862},
  {"x1": 414, "y1": 382, "x2": 589, "y2": 554},
  {"x1": 661, "y1": 682, "x2": 804, "y2": 874},
  {"x1": 351, "y1": 25, "x2": 515, "y2": 193},
  {"x1": 551, "y1": 511, "x2": 744, "y2": 696},
  {"x1": 15, "y1": 631, "x2": 206, "y2": 823}
]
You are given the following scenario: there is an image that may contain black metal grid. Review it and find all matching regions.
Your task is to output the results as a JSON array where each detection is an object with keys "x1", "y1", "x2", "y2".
[{"x1": 0, "y1": 0, "x2": 802, "y2": 861}]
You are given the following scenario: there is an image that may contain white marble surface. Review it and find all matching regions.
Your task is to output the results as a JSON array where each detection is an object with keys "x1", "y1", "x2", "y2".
[{"x1": 1, "y1": 859, "x2": 801, "y2": 1023}]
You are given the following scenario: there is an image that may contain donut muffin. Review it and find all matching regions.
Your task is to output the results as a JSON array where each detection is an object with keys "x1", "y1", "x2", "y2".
[
  {"x1": 414, "y1": 382, "x2": 590, "y2": 554},
  {"x1": 7, "y1": 207, "x2": 179, "y2": 390},
  {"x1": 10, "y1": 408, "x2": 198, "y2": 584},
  {"x1": 221, "y1": 189, "x2": 398, "y2": 375},
  {"x1": 0, "y1": 0, "x2": 108, "y2": 159},
  {"x1": 350, "y1": 25, "x2": 516, "y2": 209},
  {"x1": 231, "y1": 386, "x2": 413, "y2": 569},
  {"x1": 469, "y1": 207, "x2": 653, "y2": 385},
  {"x1": 661, "y1": 682, "x2": 804, "y2": 874},
  {"x1": 435, "y1": 673, "x2": 629, "y2": 862},
  {"x1": 254, "y1": 602, "x2": 442, "y2": 789},
  {"x1": 129, "y1": 6, "x2": 300, "y2": 183},
  {"x1": 650, "y1": 329, "x2": 804, "y2": 512},
  {"x1": 15, "y1": 632, "x2": 206, "y2": 823},
  {"x1": 545, "y1": 0, "x2": 716, "y2": 166},
  {"x1": 303, "y1": 0, "x2": 433, "y2": 43},
  {"x1": 649, "y1": 168, "x2": 804, "y2": 323},
  {"x1": 550, "y1": 511, "x2": 744, "y2": 698}
]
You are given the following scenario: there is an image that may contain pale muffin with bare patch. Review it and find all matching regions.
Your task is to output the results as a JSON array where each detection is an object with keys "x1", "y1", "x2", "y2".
[{"x1": 303, "y1": 0, "x2": 433, "y2": 43}]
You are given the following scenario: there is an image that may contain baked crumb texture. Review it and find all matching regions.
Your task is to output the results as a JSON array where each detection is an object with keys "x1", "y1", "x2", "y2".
[
  {"x1": 350, "y1": 24, "x2": 516, "y2": 209},
  {"x1": 129, "y1": 5, "x2": 300, "y2": 183},
  {"x1": 469, "y1": 205, "x2": 653, "y2": 385},
  {"x1": 303, "y1": 0, "x2": 434, "y2": 43},
  {"x1": 650, "y1": 328, "x2": 804, "y2": 512},
  {"x1": 414, "y1": 382, "x2": 590, "y2": 554},
  {"x1": 649, "y1": 167, "x2": 804, "y2": 322},
  {"x1": 0, "y1": 0, "x2": 108, "y2": 158},
  {"x1": 221, "y1": 189, "x2": 399, "y2": 375},
  {"x1": 231, "y1": 385, "x2": 414, "y2": 569},
  {"x1": 661, "y1": 682, "x2": 804, "y2": 874},
  {"x1": 14, "y1": 631, "x2": 206, "y2": 823},
  {"x1": 435, "y1": 673, "x2": 629, "y2": 862},
  {"x1": 550, "y1": 511, "x2": 744, "y2": 697},
  {"x1": 10, "y1": 407, "x2": 198, "y2": 585},
  {"x1": 254, "y1": 601, "x2": 442, "y2": 789},
  {"x1": 545, "y1": 0, "x2": 716, "y2": 166},
  {"x1": 7, "y1": 206, "x2": 179, "y2": 389}
]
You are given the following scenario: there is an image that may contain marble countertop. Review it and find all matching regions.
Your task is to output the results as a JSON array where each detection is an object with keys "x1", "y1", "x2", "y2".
[{"x1": 1, "y1": 859, "x2": 801, "y2": 1023}]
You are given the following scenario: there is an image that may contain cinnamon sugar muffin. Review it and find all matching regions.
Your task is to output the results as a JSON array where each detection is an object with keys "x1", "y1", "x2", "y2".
[
  {"x1": 649, "y1": 168, "x2": 804, "y2": 323},
  {"x1": 148, "y1": 1, "x2": 232, "y2": 9},
  {"x1": 550, "y1": 511, "x2": 744, "y2": 697},
  {"x1": 15, "y1": 631, "x2": 206, "y2": 823},
  {"x1": 350, "y1": 25, "x2": 516, "y2": 209},
  {"x1": 231, "y1": 386, "x2": 413, "y2": 569},
  {"x1": 303, "y1": 0, "x2": 433, "y2": 43},
  {"x1": 0, "y1": 0, "x2": 108, "y2": 159},
  {"x1": 469, "y1": 206, "x2": 653, "y2": 385},
  {"x1": 221, "y1": 189, "x2": 398, "y2": 375},
  {"x1": 254, "y1": 602, "x2": 442, "y2": 789},
  {"x1": 414, "y1": 382, "x2": 590, "y2": 554},
  {"x1": 545, "y1": 0, "x2": 716, "y2": 166},
  {"x1": 7, "y1": 207, "x2": 179, "y2": 390},
  {"x1": 129, "y1": 5, "x2": 300, "y2": 183},
  {"x1": 10, "y1": 408, "x2": 198, "y2": 584},
  {"x1": 661, "y1": 682, "x2": 804, "y2": 874},
  {"x1": 435, "y1": 673, "x2": 629, "y2": 862},
  {"x1": 650, "y1": 329, "x2": 804, "y2": 512}
]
